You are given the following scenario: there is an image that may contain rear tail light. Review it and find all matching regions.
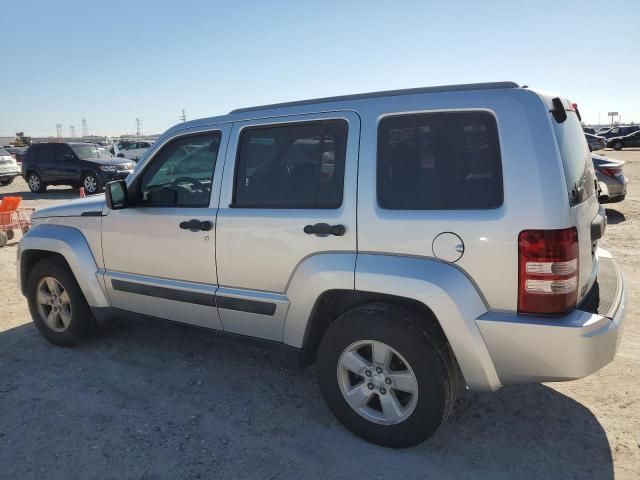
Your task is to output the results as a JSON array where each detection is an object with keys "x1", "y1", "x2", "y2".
[
  {"x1": 600, "y1": 167, "x2": 621, "y2": 179},
  {"x1": 518, "y1": 228, "x2": 579, "y2": 315}
]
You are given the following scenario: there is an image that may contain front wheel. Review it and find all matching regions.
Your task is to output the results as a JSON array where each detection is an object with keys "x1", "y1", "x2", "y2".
[
  {"x1": 316, "y1": 303, "x2": 457, "y2": 448},
  {"x1": 82, "y1": 172, "x2": 101, "y2": 194},
  {"x1": 612, "y1": 141, "x2": 624, "y2": 151},
  {"x1": 26, "y1": 258, "x2": 96, "y2": 346},
  {"x1": 0, "y1": 177, "x2": 14, "y2": 186}
]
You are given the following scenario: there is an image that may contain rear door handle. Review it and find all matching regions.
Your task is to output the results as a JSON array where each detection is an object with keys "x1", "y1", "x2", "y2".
[
  {"x1": 303, "y1": 223, "x2": 346, "y2": 236},
  {"x1": 179, "y1": 219, "x2": 213, "y2": 232}
]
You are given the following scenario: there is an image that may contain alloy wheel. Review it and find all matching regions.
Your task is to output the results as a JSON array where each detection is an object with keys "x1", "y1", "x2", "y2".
[
  {"x1": 84, "y1": 175, "x2": 97, "y2": 193},
  {"x1": 29, "y1": 175, "x2": 40, "y2": 191},
  {"x1": 337, "y1": 340, "x2": 419, "y2": 425},
  {"x1": 35, "y1": 276, "x2": 72, "y2": 332}
]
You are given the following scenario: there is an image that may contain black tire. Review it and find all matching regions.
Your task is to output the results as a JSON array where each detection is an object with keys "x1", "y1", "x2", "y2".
[
  {"x1": 0, "y1": 177, "x2": 14, "y2": 186},
  {"x1": 316, "y1": 303, "x2": 457, "y2": 448},
  {"x1": 0, "y1": 231, "x2": 7, "y2": 248},
  {"x1": 26, "y1": 258, "x2": 96, "y2": 346},
  {"x1": 588, "y1": 145, "x2": 592, "y2": 152},
  {"x1": 612, "y1": 141, "x2": 623, "y2": 151},
  {"x1": 81, "y1": 172, "x2": 101, "y2": 194},
  {"x1": 6, "y1": 229, "x2": 14, "y2": 241},
  {"x1": 27, "y1": 172, "x2": 46, "y2": 193}
]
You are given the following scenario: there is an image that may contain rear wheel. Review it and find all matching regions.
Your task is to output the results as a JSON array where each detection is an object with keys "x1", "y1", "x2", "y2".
[
  {"x1": 26, "y1": 258, "x2": 96, "y2": 346},
  {"x1": 0, "y1": 178, "x2": 14, "y2": 186},
  {"x1": 27, "y1": 172, "x2": 46, "y2": 193},
  {"x1": 82, "y1": 172, "x2": 101, "y2": 194},
  {"x1": 612, "y1": 141, "x2": 624, "y2": 151},
  {"x1": 0, "y1": 231, "x2": 7, "y2": 248},
  {"x1": 6, "y1": 230, "x2": 14, "y2": 241},
  {"x1": 316, "y1": 303, "x2": 457, "y2": 448}
]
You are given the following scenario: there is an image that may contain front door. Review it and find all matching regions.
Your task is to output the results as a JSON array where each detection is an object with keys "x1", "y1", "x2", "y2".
[
  {"x1": 101, "y1": 126, "x2": 230, "y2": 328},
  {"x1": 215, "y1": 112, "x2": 360, "y2": 340},
  {"x1": 53, "y1": 144, "x2": 80, "y2": 182}
]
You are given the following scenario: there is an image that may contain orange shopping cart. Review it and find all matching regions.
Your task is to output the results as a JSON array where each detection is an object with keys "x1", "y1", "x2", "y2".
[{"x1": 0, "y1": 196, "x2": 34, "y2": 247}]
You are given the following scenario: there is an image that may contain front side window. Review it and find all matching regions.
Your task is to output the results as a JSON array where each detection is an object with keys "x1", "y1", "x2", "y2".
[
  {"x1": 377, "y1": 111, "x2": 503, "y2": 209},
  {"x1": 233, "y1": 120, "x2": 348, "y2": 208},
  {"x1": 138, "y1": 132, "x2": 221, "y2": 207}
]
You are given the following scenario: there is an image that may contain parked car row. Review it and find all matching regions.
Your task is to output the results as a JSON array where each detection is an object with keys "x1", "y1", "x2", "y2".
[
  {"x1": 112, "y1": 140, "x2": 154, "y2": 161},
  {"x1": 583, "y1": 125, "x2": 640, "y2": 151}
]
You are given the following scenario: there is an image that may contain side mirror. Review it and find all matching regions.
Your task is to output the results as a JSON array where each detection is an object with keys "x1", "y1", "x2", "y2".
[
  {"x1": 116, "y1": 153, "x2": 125, "y2": 158},
  {"x1": 105, "y1": 180, "x2": 129, "y2": 210}
]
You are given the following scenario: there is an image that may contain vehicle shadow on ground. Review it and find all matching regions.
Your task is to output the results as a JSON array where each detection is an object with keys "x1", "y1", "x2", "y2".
[
  {"x1": 0, "y1": 317, "x2": 613, "y2": 480},
  {"x1": 606, "y1": 208, "x2": 626, "y2": 225},
  {"x1": 0, "y1": 187, "x2": 80, "y2": 201}
]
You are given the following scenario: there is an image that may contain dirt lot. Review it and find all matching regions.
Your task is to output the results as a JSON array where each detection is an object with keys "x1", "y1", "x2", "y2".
[{"x1": 1, "y1": 152, "x2": 639, "y2": 480}]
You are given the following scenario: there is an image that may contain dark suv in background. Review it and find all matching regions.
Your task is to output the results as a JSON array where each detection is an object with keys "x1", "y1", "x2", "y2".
[
  {"x1": 599, "y1": 125, "x2": 640, "y2": 139},
  {"x1": 22, "y1": 143, "x2": 135, "y2": 193}
]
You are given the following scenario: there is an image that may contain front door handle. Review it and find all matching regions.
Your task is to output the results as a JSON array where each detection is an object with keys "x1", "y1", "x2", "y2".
[
  {"x1": 179, "y1": 219, "x2": 213, "y2": 232},
  {"x1": 303, "y1": 223, "x2": 346, "y2": 236}
]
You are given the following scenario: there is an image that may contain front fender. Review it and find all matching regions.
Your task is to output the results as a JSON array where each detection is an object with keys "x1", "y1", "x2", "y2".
[
  {"x1": 355, "y1": 254, "x2": 501, "y2": 391},
  {"x1": 18, "y1": 224, "x2": 110, "y2": 308}
]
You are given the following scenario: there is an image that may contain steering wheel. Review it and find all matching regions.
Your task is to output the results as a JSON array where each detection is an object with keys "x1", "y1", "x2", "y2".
[{"x1": 171, "y1": 176, "x2": 206, "y2": 192}]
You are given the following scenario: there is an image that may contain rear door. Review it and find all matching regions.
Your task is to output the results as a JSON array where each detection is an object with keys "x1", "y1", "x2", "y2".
[
  {"x1": 551, "y1": 105, "x2": 600, "y2": 302},
  {"x1": 36, "y1": 144, "x2": 57, "y2": 181},
  {"x1": 215, "y1": 112, "x2": 359, "y2": 341}
]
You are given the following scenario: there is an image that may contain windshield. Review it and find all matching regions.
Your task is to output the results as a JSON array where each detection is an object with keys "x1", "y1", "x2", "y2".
[
  {"x1": 0, "y1": 148, "x2": 10, "y2": 156},
  {"x1": 70, "y1": 144, "x2": 113, "y2": 159}
]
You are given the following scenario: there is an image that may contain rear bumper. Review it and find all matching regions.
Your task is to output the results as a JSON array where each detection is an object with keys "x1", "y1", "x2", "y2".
[{"x1": 476, "y1": 252, "x2": 625, "y2": 385}]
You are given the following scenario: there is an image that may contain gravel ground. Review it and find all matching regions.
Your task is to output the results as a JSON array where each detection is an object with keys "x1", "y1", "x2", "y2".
[{"x1": 1, "y1": 151, "x2": 639, "y2": 479}]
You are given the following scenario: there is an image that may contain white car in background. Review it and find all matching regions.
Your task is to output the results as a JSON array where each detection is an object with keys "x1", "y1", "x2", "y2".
[
  {"x1": 0, "y1": 147, "x2": 21, "y2": 186},
  {"x1": 114, "y1": 140, "x2": 154, "y2": 161}
]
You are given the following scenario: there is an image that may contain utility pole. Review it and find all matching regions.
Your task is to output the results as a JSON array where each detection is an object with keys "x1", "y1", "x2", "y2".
[
  {"x1": 135, "y1": 118, "x2": 142, "y2": 137},
  {"x1": 180, "y1": 109, "x2": 186, "y2": 122},
  {"x1": 82, "y1": 118, "x2": 88, "y2": 137},
  {"x1": 56, "y1": 124, "x2": 63, "y2": 138},
  {"x1": 70, "y1": 125, "x2": 76, "y2": 138}
]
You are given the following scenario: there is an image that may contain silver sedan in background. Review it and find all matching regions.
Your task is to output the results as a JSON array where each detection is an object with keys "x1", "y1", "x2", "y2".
[{"x1": 593, "y1": 153, "x2": 628, "y2": 203}]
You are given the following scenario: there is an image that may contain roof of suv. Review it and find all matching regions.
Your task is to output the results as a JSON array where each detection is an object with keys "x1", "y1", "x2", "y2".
[
  {"x1": 230, "y1": 81, "x2": 520, "y2": 114},
  {"x1": 164, "y1": 81, "x2": 522, "y2": 137}
]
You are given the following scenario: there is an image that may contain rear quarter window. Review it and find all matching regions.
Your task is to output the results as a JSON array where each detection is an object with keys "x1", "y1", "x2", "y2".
[
  {"x1": 552, "y1": 112, "x2": 595, "y2": 206},
  {"x1": 377, "y1": 111, "x2": 503, "y2": 209}
]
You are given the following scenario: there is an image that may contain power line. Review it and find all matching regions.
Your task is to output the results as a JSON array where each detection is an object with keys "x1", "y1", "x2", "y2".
[
  {"x1": 135, "y1": 118, "x2": 142, "y2": 137},
  {"x1": 82, "y1": 118, "x2": 88, "y2": 137},
  {"x1": 56, "y1": 124, "x2": 63, "y2": 138},
  {"x1": 180, "y1": 109, "x2": 186, "y2": 122},
  {"x1": 69, "y1": 125, "x2": 75, "y2": 137}
]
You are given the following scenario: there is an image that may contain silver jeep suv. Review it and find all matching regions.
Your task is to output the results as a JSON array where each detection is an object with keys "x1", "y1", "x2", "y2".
[{"x1": 17, "y1": 82, "x2": 626, "y2": 447}]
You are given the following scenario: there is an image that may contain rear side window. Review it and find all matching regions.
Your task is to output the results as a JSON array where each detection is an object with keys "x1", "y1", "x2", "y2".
[
  {"x1": 552, "y1": 112, "x2": 595, "y2": 206},
  {"x1": 233, "y1": 120, "x2": 348, "y2": 208},
  {"x1": 377, "y1": 111, "x2": 503, "y2": 210},
  {"x1": 35, "y1": 144, "x2": 55, "y2": 163}
]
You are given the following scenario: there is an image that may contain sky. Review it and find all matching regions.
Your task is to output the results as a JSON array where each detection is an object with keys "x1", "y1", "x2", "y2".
[{"x1": 1, "y1": 0, "x2": 638, "y2": 137}]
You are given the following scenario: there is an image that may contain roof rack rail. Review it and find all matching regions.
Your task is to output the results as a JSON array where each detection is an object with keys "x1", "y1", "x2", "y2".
[{"x1": 230, "y1": 81, "x2": 519, "y2": 114}]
